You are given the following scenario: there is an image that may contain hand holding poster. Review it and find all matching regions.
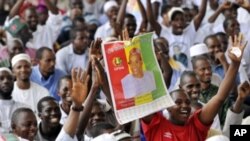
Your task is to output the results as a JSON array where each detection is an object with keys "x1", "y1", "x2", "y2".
[{"x1": 102, "y1": 32, "x2": 175, "y2": 124}]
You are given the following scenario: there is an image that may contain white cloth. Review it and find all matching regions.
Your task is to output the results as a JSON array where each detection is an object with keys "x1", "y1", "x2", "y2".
[
  {"x1": 0, "y1": 99, "x2": 29, "y2": 133},
  {"x1": 121, "y1": 71, "x2": 156, "y2": 99},
  {"x1": 206, "y1": 135, "x2": 229, "y2": 141},
  {"x1": 59, "y1": 104, "x2": 68, "y2": 125},
  {"x1": 94, "y1": 21, "x2": 114, "y2": 40},
  {"x1": 11, "y1": 53, "x2": 31, "y2": 67},
  {"x1": 12, "y1": 81, "x2": 49, "y2": 114},
  {"x1": 56, "y1": 44, "x2": 89, "y2": 74},
  {"x1": 55, "y1": 129, "x2": 77, "y2": 141}
]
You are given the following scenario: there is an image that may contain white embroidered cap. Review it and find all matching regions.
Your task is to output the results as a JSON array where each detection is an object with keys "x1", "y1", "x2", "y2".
[
  {"x1": 11, "y1": 53, "x2": 31, "y2": 67},
  {"x1": 190, "y1": 43, "x2": 209, "y2": 57},
  {"x1": 0, "y1": 67, "x2": 12, "y2": 74},
  {"x1": 104, "y1": 0, "x2": 118, "y2": 13}
]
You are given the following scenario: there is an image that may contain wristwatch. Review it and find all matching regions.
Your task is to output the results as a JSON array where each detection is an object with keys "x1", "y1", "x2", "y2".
[{"x1": 71, "y1": 105, "x2": 84, "y2": 112}]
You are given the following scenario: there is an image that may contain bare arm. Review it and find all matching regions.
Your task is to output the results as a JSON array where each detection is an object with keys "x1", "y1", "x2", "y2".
[
  {"x1": 76, "y1": 80, "x2": 99, "y2": 139},
  {"x1": 199, "y1": 34, "x2": 247, "y2": 125},
  {"x1": 115, "y1": 0, "x2": 128, "y2": 38},
  {"x1": 63, "y1": 68, "x2": 90, "y2": 137},
  {"x1": 9, "y1": 0, "x2": 25, "y2": 19},
  {"x1": 193, "y1": 0, "x2": 208, "y2": 30},
  {"x1": 236, "y1": 0, "x2": 250, "y2": 13},
  {"x1": 146, "y1": 0, "x2": 161, "y2": 36},
  {"x1": 208, "y1": 2, "x2": 231, "y2": 23},
  {"x1": 44, "y1": 0, "x2": 59, "y2": 14},
  {"x1": 137, "y1": 0, "x2": 148, "y2": 33}
]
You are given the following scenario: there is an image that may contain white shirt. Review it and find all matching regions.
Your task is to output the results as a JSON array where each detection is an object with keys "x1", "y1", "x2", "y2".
[
  {"x1": 0, "y1": 99, "x2": 29, "y2": 133},
  {"x1": 55, "y1": 129, "x2": 77, "y2": 141},
  {"x1": 121, "y1": 71, "x2": 156, "y2": 99},
  {"x1": 160, "y1": 21, "x2": 197, "y2": 58},
  {"x1": 56, "y1": 44, "x2": 89, "y2": 74},
  {"x1": 59, "y1": 104, "x2": 68, "y2": 125},
  {"x1": 12, "y1": 81, "x2": 49, "y2": 114},
  {"x1": 94, "y1": 21, "x2": 114, "y2": 40}
]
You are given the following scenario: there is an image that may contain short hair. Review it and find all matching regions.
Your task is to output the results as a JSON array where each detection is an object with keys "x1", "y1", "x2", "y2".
[
  {"x1": 36, "y1": 47, "x2": 53, "y2": 60},
  {"x1": 169, "y1": 89, "x2": 186, "y2": 98},
  {"x1": 129, "y1": 48, "x2": 142, "y2": 61},
  {"x1": 180, "y1": 71, "x2": 197, "y2": 86},
  {"x1": 89, "y1": 122, "x2": 115, "y2": 138},
  {"x1": 70, "y1": 27, "x2": 86, "y2": 40},
  {"x1": 214, "y1": 32, "x2": 227, "y2": 37},
  {"x1": 37, "y1": 96, "x2": 57, "y2": 113},
  {"x1": 11, "y1": 107, "x2": 34, "y2": 128},
  {"x1": 57, "y1": 75, "x2": 72, "y2": 89},
  {"x1": 191, "y1": 55, "x2": 209, "y2": 69},
  {"x1": 25, "y1": 6, "x2": 37, "y2": 14},
  {"x1": 125, "y1": 13, "x2": 135, "y2": 20},
  {"x1": 72, "y1": 16, "x2": 85, "y2": 28},
  {"x1": 203, "y1": 34, "x2": 217, "y2": 44}
]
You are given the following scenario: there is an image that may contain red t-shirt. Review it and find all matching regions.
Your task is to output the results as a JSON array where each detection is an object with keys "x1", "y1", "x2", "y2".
[{"x1": 141, "y1": 110, "x2": 211, "y2": 141}]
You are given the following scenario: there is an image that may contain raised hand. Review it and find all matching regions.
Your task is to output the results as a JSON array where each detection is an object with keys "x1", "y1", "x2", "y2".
[
  {"x1": 220, "y1": 1, "x2": 232, "y2": 10},
  {"x1": 237, "y1": 81, "x2": 250, "y2": 100},
  {"x1": 71, "y1": 68, "x2": 90, "y2": 107},
  {"x1": 89, "y1": 38, "x2": 102, "y2": 60},
  {"x1": 228, "y1": 33, "x2": 247, "y2": 63}
]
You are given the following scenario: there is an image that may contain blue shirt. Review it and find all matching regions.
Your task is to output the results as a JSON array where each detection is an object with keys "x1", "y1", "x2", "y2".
[{"x1": 30, "y1": 66, "x2": 66, "y2": 101}]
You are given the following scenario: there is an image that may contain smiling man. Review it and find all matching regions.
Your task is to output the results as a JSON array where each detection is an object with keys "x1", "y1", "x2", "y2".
[
  {"x1": 37, "y1": 96, "x2": 62, "y2": 141},
  {"x1": 11, "y1": 53, "x2": 49, "y2": 114},
  {"x1": 0, "y1": 67, "x2": 29, "y2": 133}
]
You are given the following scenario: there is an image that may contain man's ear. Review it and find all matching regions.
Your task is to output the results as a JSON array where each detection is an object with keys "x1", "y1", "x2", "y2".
[{"x1": 38, "y1": 112, "x2": 42, "y2": 119}]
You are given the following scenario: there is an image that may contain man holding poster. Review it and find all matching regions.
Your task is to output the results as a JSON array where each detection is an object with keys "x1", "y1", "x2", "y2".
[{"x1": 121, "y1": 48, "x2": 156, "y2": 99}]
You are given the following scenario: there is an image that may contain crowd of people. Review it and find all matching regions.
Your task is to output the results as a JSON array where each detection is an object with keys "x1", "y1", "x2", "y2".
[{"x1": 0, "y1": 0, "x2": 250, "y2": 141}]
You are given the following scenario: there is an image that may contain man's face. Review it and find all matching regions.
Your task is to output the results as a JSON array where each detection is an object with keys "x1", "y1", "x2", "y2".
[
  {"x1": 168, "y1": 91, "x2": 191, "y2": 125},
  {"x1": 70, "y1": 0, "x2": 83, "y2": 10},
  {"x1": 39, "y1": 100, "x2": 61, "y2": 127},
  {"x1": 0, "y1": 71, "x2": 14, "y2": 97},
  {"x1": 216, "y1": 35, "x2": 228, "y2": 52},
  {"x1": 171, "y1": 12, "x2": 185, "y2": 35},
  {"x1": 129, "y1": 54, "x2": 143, "y2": 78},
  {"x1": 12, "y1": 60, "x2": 32, "y2": 81},
  {"x1": 58, "y1": 78, "x2": 73, "y2": 106},
  {"x1": 155, "y1": 38, "x2": 170, "y2": 60},
  {"x1": 194, "y1": 59, "x2": 212, "y2": 84},
  {"x1": 225, "y1": 19, "x2": 240, "y2": 37},
  {"x1": 89, "y1": 104, "x2": 105, "y2": 127},
  {"x1": 206, "y1": 37, "x2": 222, "y2": 60},
  {"x1": 24, "y1": 9, "x2": 38, "y2": 31},
  {"x1": 8, "y1": 41, "x2": 25, "y2": 58},
  {"x1": 223, "y1": 8, "x2": 237, "y2": 19},
  {"x1": 180, "y1": 75, "x2": 201, "y2": 102},
  {"x1": 73, "y1": 30, "x2": 89, "y2": 54},
  {"x1": 13, "y1": 111, "x2": 37, "y2": 141},
  {"x1": 37, "y1": 10, "x2": 48, "y2": 25},
  {"x1": 106, "y1": 6, "x2": 118, "y2": 25},
  {"x1": 38, "y1": 50, "x2": 56, "y2": 76},
  {"x1": 124, "y1": 17, "x2": 137, "y2": 38}
]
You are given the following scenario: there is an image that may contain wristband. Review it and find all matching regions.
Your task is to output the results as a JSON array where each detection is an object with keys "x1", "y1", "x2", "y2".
[{"x1": 71, "y1": 105, "x2": 84, "y2": 112}]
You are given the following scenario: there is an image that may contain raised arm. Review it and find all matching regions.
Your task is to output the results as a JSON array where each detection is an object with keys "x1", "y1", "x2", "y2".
[
  {"x1": 62, "y1": 68, "x2": 90, "y2": 137},
  {"x1": 44, "y1": 0, "x2": 59, "y2": 14},
  {"x1": 223, "y1": 81, "x2": 250, "y2": 137},
  {"x1": 76, "y1": 74, "x2": 99, "y2": 140},
  {"x1": 137, "y1": 0, "x2": 148, "y2": 33},
  {"x1": 193, "y1": 0, "x2": 208, "y2": 30},
  {"x1": 9, "y1": 0, "x2": 25, "y2": 19},
  {"x1": 236, "y1": 0, "x2": 250, "y2": 13},
  {"x1": 199, "y1": 34, "x2": 247, "y2": 125},
  {"x1": 146, "y1": 0, "x2": 161, "y2": 36},
  {"x1": 208, "y1": 1, "x2": 232, "y2": 23},
  {"x1": 114, "y1": 0, "x2": 128, "y2": 38}
]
